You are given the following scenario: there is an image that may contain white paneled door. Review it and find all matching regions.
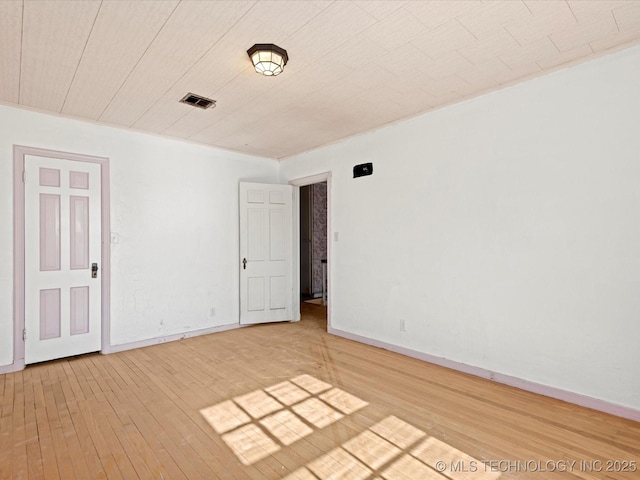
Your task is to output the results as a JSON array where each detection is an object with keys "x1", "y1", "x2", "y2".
[
  {"x1": 24, "y1": 155, "x2": 102, "y2": 364},
  {"x1": 240, "y1": 182, "x2": 293, "y2": 325}
]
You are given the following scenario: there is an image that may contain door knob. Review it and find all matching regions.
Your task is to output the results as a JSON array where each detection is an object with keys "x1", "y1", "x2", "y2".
[
  {"x1": 242, "y1": 258, "x2": 247, "y2": 270},
  {"x1": 91, "y1": 263, "x2": 98, "y2": 278}
]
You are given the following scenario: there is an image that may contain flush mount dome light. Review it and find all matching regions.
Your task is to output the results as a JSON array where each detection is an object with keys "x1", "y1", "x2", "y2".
[{"x1": 247, "y1": 43, "x2": 288, "y2": 76}]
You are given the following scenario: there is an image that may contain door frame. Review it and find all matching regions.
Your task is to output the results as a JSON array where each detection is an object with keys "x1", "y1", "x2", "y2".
[
  {"x1": 289, "y1": 172, "x2": 331, "y2": 330},
  {"x1": 11, "y1": 145, "x2": 111, "y2": 372}
]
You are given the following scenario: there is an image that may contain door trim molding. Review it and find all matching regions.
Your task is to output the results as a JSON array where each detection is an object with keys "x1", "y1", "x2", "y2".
[
  {"x1": 289, "y1": 172, "x2": 331, "y2": 330},
  {"x1": 289, "y1": 172, "x2": 331, "y2": 187},
  {"x1": 11, "y1": 145, "x2": 111, "y2": 372}
]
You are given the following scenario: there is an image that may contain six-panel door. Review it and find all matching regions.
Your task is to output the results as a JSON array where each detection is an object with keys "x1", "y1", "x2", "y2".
[
  {"x1": 239, "y1": 182, "x2": 293, "y2": 325},
  {"x1": 24, "y1": 155, "x2": 102, "y2": 364}
]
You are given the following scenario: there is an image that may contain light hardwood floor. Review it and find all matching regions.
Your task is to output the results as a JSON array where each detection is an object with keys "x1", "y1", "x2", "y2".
[{"x1": 1, "y1": 303, "x2": 639, "y2": 479}]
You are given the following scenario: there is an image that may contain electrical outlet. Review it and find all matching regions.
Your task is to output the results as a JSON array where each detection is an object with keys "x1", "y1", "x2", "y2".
[{"x1": 399, "y1": 319, "x2": 406, "y2": 332}]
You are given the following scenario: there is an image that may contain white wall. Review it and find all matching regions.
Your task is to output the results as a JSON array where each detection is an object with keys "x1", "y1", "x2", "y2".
[
  {"x1": 280, "y1": 45, "x2": 640, "y2": 411},
  {"x1": 0, "y1": 105, "x2": 279, "y2": 366}
]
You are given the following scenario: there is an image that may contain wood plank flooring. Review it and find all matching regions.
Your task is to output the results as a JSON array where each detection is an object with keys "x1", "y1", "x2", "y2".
[{"x1": 1, "y1": 303, "x2": 639, "y2": 479}]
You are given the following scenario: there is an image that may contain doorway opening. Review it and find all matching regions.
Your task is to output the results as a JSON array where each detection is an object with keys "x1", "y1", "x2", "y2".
[
  {"x1": 290, "y1": 173, "x2": 331, "y2": 329},
  {"x1": 300, "y1": 182, "x2": 327, "y2": 303}
]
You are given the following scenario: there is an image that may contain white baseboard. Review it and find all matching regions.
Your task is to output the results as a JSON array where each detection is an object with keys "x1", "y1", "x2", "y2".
[
  {"x1": 0, "y1": 360, "x2": 25, "y2": 374},
  {"x1": 102, "y1": 322, "x2": 243, "y2": 354},
  {"x1": 328, "y1": 326, "x2": 640, "y2": 423},
  {"x1": 0, "y1": 322, "x2": 244, "y2": 374}
]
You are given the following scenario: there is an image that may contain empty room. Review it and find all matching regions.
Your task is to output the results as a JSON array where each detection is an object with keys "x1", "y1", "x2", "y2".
[{"x1": 1, "y1": 1, "x2": 639, "y2": 479}]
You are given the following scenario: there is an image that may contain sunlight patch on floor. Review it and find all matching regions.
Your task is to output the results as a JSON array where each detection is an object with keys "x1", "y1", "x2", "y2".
[
  {"x1": 342, "y1": 430, "x2": 402, "y2": 470},
  {"x1": 307, "y1": 447, "x2": 373, "y2": 479},
  {"x1": 221, "y1": 423, "x2": 281, "y2": 465},
  {"x1": 381, "y1": 454, "x2": 444, "y2": 480},
  {"x1": 291, "y1": 397, "x2": 344, "y2": 429},
  {"x1": 265, "y1": 381, "x2": 311, "y2": 406},
  {"x1": 320, "y1": 388, "x2": 370, "y2": 415},
  {"x1": 200, "y1": 400, "x2": 250, "y2": 434},
  {"x1": 290, "y1": 374, "x2": 333, "y2": 394},
  {"x1": 200, "y1": 375, "x2": 500, "y2": 479},
  {"x1": 369, "y1": 415, "x2": 426, "y2": 449},
  {"x1": 199, "y1": 374, "x2": 367, "y2": 466},
  {"x1": 234, "y1": 389, "x2": 285, "y2": 419},
  {"x1": 260, "y1": 410, "x2": 314, "y2": 446},
  {"x1": 283, "y1": 415, "x2": 502, "y2": 480}
]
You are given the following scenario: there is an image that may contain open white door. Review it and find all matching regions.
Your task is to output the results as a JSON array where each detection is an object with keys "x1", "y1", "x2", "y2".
[
  {"x1": 240, "y1": 182, "x2": 294, "y2": 325},
  {"x1": 24, "y1": 155, "x2": 102, "y2": 364}
]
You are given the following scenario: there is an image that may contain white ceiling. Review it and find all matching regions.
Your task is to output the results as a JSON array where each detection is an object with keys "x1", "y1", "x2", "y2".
[{"x1": 2, "y1": 1, "x2": 640, "y2": 160}]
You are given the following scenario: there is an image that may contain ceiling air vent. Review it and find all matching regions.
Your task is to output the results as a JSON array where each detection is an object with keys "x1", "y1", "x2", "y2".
[{"x1": 179, "y1": 92, "x2": 216, "y2": 109}]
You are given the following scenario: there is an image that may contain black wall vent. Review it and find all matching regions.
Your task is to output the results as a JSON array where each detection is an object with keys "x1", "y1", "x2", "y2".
[
  {"x1": 353, "y1": 162, "x2": 373, "y2": 178},
  {"x1": 180, "y1": 93, "x2": 216, "y2": 109}
]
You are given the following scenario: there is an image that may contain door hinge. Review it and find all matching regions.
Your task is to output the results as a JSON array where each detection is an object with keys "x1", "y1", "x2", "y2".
[
  {"x1": 23, "y1": 328, "x2": 26, "y2": 341},
  {"x1": 22, "y1": 170, "x2": 25, "y2": 183}
]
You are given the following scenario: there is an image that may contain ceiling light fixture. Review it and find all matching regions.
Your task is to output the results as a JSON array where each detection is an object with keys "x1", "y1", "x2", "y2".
[{"x1": 247, "y1": 44, "x2": 288, "y2": 76}]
